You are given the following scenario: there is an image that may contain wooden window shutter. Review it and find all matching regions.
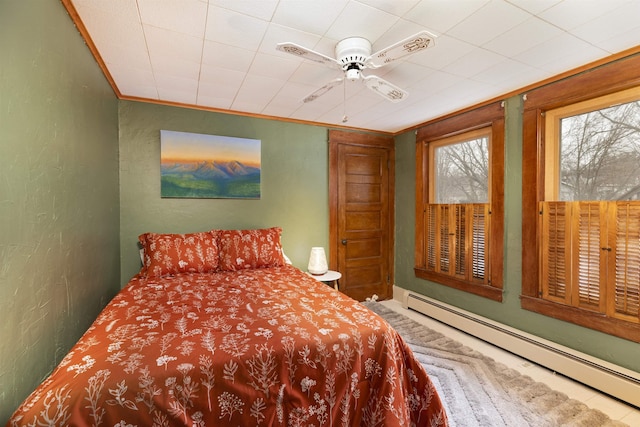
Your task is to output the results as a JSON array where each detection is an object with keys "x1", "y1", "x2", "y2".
[
  {"x1": 573, "y1": 202, "x2": 605, "y2": 311},
  {"x1": 425, "y1": 203, "x2": 489, "y2": 284},
  {"x1": 612, "y1": 201, "x2": 640, "y2": 322},
  {"x1": 472, "y1": 204, "x2": 488, "y2": 282},
  {"x1": 542, "y1": 200, "x2": 640, "y2": 321},
  {"x1": 540, "y1": 201, "x2": 570, "y2": 303}
]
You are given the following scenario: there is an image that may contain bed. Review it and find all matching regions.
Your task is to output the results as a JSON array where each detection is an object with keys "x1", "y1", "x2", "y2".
[{"x1": 7, "y1": 228, "x2": 448, "y2": 427}]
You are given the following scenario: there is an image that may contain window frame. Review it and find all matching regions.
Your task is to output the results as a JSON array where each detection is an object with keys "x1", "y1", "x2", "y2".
[
  {"x1": 415, "y1": 101, "x2": 504, "y2": 301},
  {"x1": 521, "y1": 54, "x2": 640, "y2": 343}
]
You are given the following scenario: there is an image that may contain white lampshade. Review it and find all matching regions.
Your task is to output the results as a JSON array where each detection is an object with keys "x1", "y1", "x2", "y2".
[{"x1": 308, "y1": 247, "x2": 328, "y2": 275}]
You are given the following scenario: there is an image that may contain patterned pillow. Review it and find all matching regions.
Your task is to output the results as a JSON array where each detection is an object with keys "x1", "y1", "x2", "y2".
[
  {"x1": 139, "y1": 231, "x2": 219, "y2": 277},
  {"x1": 217, "y1": 227, "x2": 286, "y2": 271}
]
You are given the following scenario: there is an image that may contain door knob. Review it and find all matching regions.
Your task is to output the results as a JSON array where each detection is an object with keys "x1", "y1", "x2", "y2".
[{"x1": 341, "y1": 239, "x2": 347, "y2": 245}]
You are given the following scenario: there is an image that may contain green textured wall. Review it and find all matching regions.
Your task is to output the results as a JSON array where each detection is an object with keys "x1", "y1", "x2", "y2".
[
  {"x1": 0, "y1": 1, "x2": 120, "y2": 423},
  {"x1": 119, "y1": 101, "x2": 330, "y2": 284},
  {"x1": 394, "y1": 96, "x2": 640, "y2": 373}
]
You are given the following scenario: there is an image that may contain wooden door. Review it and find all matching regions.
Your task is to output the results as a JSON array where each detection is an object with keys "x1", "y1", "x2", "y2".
[{"x1": 329, "y1": 130, "x2": 394, "y2": 301}]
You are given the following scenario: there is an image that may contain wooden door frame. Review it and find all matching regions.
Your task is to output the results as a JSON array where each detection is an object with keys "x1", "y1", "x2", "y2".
[{"x1": 328, "y1": 129, "x2": 395, "y2": 293}]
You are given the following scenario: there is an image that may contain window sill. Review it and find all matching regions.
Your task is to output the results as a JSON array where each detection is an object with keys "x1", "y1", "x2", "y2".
[
  {"x1": 414, "y1": 268, "x2": 503, "y2": 302},
  {"x1": 521, "y1": 295, "x2": 640, "y2": 343}
]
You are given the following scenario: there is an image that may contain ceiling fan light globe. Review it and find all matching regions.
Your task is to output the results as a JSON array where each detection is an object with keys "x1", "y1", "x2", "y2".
[{"x1": 345, "y1": 68, "x2": 361, "y2": 81}]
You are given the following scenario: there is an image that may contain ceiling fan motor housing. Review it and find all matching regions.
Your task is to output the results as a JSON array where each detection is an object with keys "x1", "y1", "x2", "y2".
[{"x1": 335, "y1": 37, "x2": 372, "y2": 73}]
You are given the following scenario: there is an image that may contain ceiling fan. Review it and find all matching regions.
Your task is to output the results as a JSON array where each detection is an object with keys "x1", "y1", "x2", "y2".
[{"x1": 276, "y1": 30, "x2": 435, "y2": 104}]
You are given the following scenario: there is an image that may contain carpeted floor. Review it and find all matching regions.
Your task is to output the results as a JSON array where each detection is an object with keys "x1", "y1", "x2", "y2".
[{"x1": 363, "y1": 301, "x2": 629, "y2": 427}]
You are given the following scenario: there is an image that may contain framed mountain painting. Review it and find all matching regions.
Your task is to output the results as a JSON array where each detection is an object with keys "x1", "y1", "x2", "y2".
[{"x1": 160, "y1": 130, "x2": 261, "y2": 199}]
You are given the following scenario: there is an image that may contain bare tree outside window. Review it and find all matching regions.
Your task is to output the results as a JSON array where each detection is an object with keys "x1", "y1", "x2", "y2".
[
  {"x1": 434, "y1": 137, "x2": 489, "y2": 203},
  {"x1": 559, "y1": 100, "x2": 640, "y2": 201}
]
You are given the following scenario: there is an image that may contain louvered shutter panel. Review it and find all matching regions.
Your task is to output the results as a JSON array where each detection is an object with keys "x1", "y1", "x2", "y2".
[
  {"x1": 425, "y1": 205, "x2": 437, "y2": 271},
  {"x1": 439, "y1": 205, "x2": 450, "y2": 273},
  {"x1": 612, "y1": 201, "x2": 640, "y2": 322},
  {"x1": 425, "y1": 203, "x2": 490, "y2": 284},
  {"x1": 574, "y1": 202, "x2": 604, "y2": 311},
  {"x1": 454, "y1": 205, "x2": 466, "y2": 277},
  {"x1": 472, "y1": 204, "x2": 488, "y2": 282},
  {"x1": 541, "y1": 201, "x2": 570, "y2": 303}
]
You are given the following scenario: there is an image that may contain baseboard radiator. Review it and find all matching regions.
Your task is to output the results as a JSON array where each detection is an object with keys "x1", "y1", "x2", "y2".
[{"x1": 403, "y1": 290, "x2": 640, "y2": 408}]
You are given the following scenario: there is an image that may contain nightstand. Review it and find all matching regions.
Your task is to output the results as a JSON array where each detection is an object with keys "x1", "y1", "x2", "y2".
[{"x1": 310, "y1": 270, "x2": 341, "y2": 290}]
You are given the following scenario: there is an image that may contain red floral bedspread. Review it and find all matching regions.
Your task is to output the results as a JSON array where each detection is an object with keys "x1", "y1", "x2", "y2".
[{"x1": 7, "y1": 265, "x2": 448, "y2": 426}]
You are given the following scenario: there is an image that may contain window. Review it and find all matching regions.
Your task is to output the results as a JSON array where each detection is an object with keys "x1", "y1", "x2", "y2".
[
  {"x1": 541, "y1": 89, "x2": 640, "y2": 324},
  {"x1": 544, "y1": 89, "x2": 640, "y2": 202},
  {"x1": 415, "y1": 102, "x2": 504, "y2": 301},
  {"x1": 432, "y1": 128, "x2": 490, "y2": 204},
  {"x1": 522, "y1": 54, "x2": 640, "y2": 342}
]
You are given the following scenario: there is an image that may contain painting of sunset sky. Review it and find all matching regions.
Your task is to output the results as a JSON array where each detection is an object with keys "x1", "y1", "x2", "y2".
[{"x1": 160, "y1": 130, "x2": 261, "y2": 199}]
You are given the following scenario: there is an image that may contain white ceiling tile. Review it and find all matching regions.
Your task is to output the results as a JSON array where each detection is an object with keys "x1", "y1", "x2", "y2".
[
  {"x1": 71, "y1": 0, "x2": 140, "y2": 22},
  {"x1": 514, "y1": 33, "x2": 608, "y2": 73},
  {"x1": 195, "y1": 94, "x2": 233, "y2": 110},
  {"x1": 234, "y1": 75, "x2": 286, "y2": 106},
  {"x1": 406, "y1": 70, "x2": 461, "y2": 98},
  {"x1": 356, "y1": 0, "x2": 421, "y2": 16},
  {"x1": 230, "y1": 100, "x2": 268, "y2": 115},
  {"x1": 403, "y1": 0, "x2": 489, "y2": 34},
  {"x1": 156, "y1": 77, "x2": 199, "y2": 104},
  {"x1": 408, "y1": 35, "x2": 475, "y2": 70},
  {"x1": 264, "y1": 82, "x2": 314, "y2": 109},
  {"x1": 71, "y1": 1, "x2": 147, "y2": 65},
  {"x1": 118, "y1": 83, "x2": 159, "y2": 100},
  {"x1": 259, "y1": 23, "x2": 325, "y2": 56},
  {"x1": 371, "y1": 62, "x2": 433, "y2": 89},
  {"x1": 432, "y1": 76, "x2": 492, "y2": 101},
  {"x1": 151, "y1": 56, "x2": 201, "y2": 81},
  {"x1": 538, "y1": 0, "x2": 629, "y2": 31},
  {"x1": 442, "y1": 48, "x2": 505, "y2": 79},
  {"x1": 316, "y1": 105, "x2": 352, "y2": 125},
  {"x1": 198, "y1": 65, "x2": 246, "y2": 88},
  {"x1": 201, "y1": 40, "x2": 255, "y2": 71},
  {"x1": 325, "y1": 1, "x2": 399, "y2": 41},
  {"x1": 197, "y1": 69, "x2": 245, "y2": 107},
  {"x1": 205, "y1": 6, "x2": 269, "y2": 50},
  {"x1": 483, "y1": 17, "x2": 563, "y2": 57},
  {"x1": 570, "y1": 3, "x2": 640, "y2": 49},
  {"x1": 137, "y1": 0, "x2": 207, "y2": 37},
  {"x1": 260, "y1": 104, "x2": 297, "y2": 118},
  {"x1": 288, "y1": 62, "x2": 343, "y2": 86},
  {"x1": 210, "y1": 0, "x2": 278, "y2": 21},
  {"x1": 249, "y1": 53, "x2": 301, "y2": 80},
  {"x1": 471, "y1": 58, "x2": 542, "y2": 89},
  {"x1": 505, "y1": 0, "x2": 562, "y2": 15},
  {"x1": 94, "y1": 38, "x2": 151, "y2": 71},
  {"x1": 144, "y1": 26, "x2": 204, "y2": 64},
  {"x1": 448, "y1": 1, "x2": 532, "y2": 46},
  {"x1": 108, "y1": 64, "x2": 157, "y2": 98},
  {"x1": 344, "y1": 90, "x2": 386, "y2": 114},
  {"x1": 595, "y1": 25, "x2": 640, "y2": 54},
  {"x1": 271, "y1": 0, "x2": 348, "y2": 36},
  {"x1": 276, "y1": 81, "x2": 319, "y2": 99}
]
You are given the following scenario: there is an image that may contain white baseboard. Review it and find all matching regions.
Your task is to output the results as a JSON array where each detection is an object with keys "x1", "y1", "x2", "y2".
[{"x1": 395, "y1": 286, "x2": 640, "y2": 408}]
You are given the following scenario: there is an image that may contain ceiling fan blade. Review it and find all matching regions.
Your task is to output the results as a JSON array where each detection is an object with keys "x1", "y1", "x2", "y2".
[
  {"x1": 276, "y1": 42, "x2": 340, "y2": 68},
  {"x1": 362, "y1": 75, "x2": 407, "y2": 103},
  {"x1": 303, "y1": 78, "x2": 344, "y2": 103},
  {"x1": 365, "y1": 30, "x2": 436, "y2": 69}
]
